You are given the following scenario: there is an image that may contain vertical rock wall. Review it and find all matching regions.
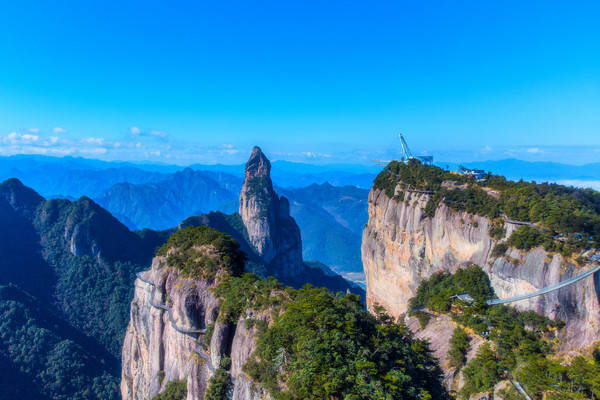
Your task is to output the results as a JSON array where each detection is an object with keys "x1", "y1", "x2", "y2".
[
  {"x1": 362, "y1": 188, "x2": 600, "y2": 350},
  {"x1": 239, "y1": 146, "x2": 304, "y2": 278},
  {"x1": 121, "y1": 256, "x2": 270, "y2": 400}
]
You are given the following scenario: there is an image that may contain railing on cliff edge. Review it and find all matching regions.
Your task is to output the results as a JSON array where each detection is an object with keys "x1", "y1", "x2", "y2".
[
  {"x1": 135, "y1": 271, "x2": 218, "y2": 372},
  {"x1": 135, "y1": 272, "x2": 207, "y2": 335},
  {"x1": 486, "y1": 265, "x2": 600, "y2": 305}
]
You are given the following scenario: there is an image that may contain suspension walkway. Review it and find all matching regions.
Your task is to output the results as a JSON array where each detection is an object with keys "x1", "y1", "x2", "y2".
[
  {"x1": 135, "y1": 271, "x2": 219, "y2": 372},
  {"x1": 135, "y1": 272, "x2": 207, "y2": 335},
  {"x1": 500, "y1": 213, "x2": 535, "y2": 227},
  {"x1": 486, "y1": 265, "x2": 600, "y2": 305}
]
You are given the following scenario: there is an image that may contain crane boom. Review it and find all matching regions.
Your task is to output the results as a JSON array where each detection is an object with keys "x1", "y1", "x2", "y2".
[{"x1": 398, "y1": 133, "x2": 413, "y2": 161}]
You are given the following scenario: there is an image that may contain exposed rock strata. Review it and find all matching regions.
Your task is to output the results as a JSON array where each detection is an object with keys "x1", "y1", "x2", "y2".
[
  {"x1": 121, "y1": 255, "x2": 271, "y2": 400},
  {"x1": 239, "y1": 146, "x2": 304, "y2": 278},
  {"x1": 362, "y1": 187, "x2": 600, "y2": 350},
  {"x1": 405, "y1": 314, "x2": 484, "y2": 391}
]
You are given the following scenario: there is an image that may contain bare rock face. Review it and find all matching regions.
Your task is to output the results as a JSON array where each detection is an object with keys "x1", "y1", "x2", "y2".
[
  {"x1": 362, "y1": 188, "x2": 600, "y2": 350},
  {"x1": 405, "y1": 314, "x2": 484, "y2": 391},
  {"x1": 120, "y1": 255, "x2": 271, "y2": 400},
  {"x1": 239, "y1": 146, "x2": 304, "y2": 278}
]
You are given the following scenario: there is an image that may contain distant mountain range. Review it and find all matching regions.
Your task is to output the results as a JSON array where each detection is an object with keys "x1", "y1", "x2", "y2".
[
  {"x1": 3, "y1": 154, "x2": 599, "y2": 278},
  {"x1": 0, "y1": 154, "x2": 379, "y2": 198},
  {"x1": 0, "y1": 173, "x2": 362, "y2": 399},
  {"x1": 95, "y1": 174, "x2": 368, "y2": 275},
  {"x1": 441, "y1": 159, "x2": 600, "y2": 188},
  {"x1": 96, "y1": 168, "x2": 242, "y2": 230}
]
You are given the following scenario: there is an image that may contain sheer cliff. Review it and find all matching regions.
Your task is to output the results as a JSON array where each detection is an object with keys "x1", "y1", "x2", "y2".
[
  {"x1": 183, "y1": 147, "x2": 361, "y2": 296},
  {"x1": 239, "y1": 146, "x2": 304, "y2": 278},
  {"x1": 121, "y1": 227, "x2": 273, "y2": 400},
  {"x1": 122, "y1": 226, "x2": 448, "y2": 400},
  {"x1": 362, "y1": 168, "x2": 600, "y2": 351}
]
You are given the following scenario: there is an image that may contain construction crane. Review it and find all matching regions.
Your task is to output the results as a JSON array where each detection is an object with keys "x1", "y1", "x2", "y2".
[
  {"x1": 375, "y1": 134, "x2": 433, "y2": 166},
  {"x1": 398, "y1": 133, "x2": 413, "y2": 161}
]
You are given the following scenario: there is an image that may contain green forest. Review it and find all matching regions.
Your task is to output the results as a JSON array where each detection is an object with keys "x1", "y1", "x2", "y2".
[
  {"x1": 409, "y1": 266, "x2": 599, "y2": 399},
  {"x1": 374, "y1": 160, "x2": 600, "y2": 253},
  {"x1": 0, "y1": 179, "x2": 165, "y2": 399},
  {"x1": 0, "y1": 285, "x2": 119, "y2": 400},
  {"x1": 150, "y1": 226, "x2": 449, "y2": 400}
]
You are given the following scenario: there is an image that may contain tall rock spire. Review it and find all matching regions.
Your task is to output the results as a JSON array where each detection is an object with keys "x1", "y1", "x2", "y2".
[{"x1": 239, "y1": 146, "x2": 303, "y2": 277}]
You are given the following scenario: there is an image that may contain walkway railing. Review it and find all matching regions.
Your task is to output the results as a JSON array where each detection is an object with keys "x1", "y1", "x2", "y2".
[
  {"x1": 500, "y1": 212, "x2": 535, "y2": 227},
  {"x1": 486, "y1": 265, "x2": 600, "y2": 305},
  {"x1": 135, "y1": 271, "x2": 231, "y2": 374},
  {"x1": 135, "y1": 272, "x2": 207, "y2": 335}
]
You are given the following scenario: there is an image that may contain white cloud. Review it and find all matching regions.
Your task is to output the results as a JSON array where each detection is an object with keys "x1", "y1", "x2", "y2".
[
  {"x1": 53, "y1": 127, "x2": 67, "y2": 134},
  {"x1": 27, "y1": 128, "x2": 39, "y2": 134},
  {"x1": 80, "y1": 147, "x2": 108, "y2": 155},
  {"x1": 2, "y1": 132, "x2": 40, "y2": 145},
  {"x1": 82, "y1": 137, "x2": 104, "y2": 145},
  {"x1": 526, "y1": 147, "x2": 544, "y2": 154},
  {"x1": 301, "y1": 151, "x2": 332, "y2": 159},
  {"x1": 45, "y1": 136, "x2": 60, "y2": 145},
  {"x1": 129, "y1": 126, "x2": 168, "y2": 140},
  {"x1": 480, "y1": 145, "x2": 492, "y2": 154},
  {"x1": 149, "y1": 129, "x2": 167, "y2": 138}
]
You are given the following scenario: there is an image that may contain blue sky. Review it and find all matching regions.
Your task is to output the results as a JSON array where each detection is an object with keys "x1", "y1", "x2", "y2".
[{"x1": 0, "y1": 1, "x2": 599, "y2": 164}]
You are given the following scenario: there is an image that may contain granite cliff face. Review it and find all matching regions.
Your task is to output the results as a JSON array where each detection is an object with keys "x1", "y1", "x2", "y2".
[
  {"x1": 362, "y1": 187, "x2": 600, "y2": 350},
  {"x1": 121, "y1": 252, "x2": 271, "y2": 400},
  {"x1": 239, "y1": 146, "x2": 304, "y2": 278}
]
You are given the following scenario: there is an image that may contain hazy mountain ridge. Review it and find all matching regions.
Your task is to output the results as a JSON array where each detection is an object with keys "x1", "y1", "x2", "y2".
[
  {"x1": 95, "y1": 170, "x2": 369, "y2": 276},
  {"x1": 96, "y1": 168, "x2": 241, "y2": 230},
  {"x1": 0, "y1": 179, "x2": 160, "y2": 399},
  {"x1": 278, "y1": 183, "x2": 369, "y2": 274}
]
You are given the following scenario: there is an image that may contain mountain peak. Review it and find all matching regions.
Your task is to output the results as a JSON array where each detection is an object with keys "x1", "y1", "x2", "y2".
[
  {"x1": 0, "y1": 178, "x2": 45, "y2": 217},
  {"x1": 245, "y1": 146, "x2": 271, "y2": 179},
  {"x1": 238, "y1": 147, "x2": 304, "y2": 277}
]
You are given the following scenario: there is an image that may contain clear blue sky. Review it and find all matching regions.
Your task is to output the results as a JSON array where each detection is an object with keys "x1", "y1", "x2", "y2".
[{"x1": 0, "y1": 1, "x2": 598, "y2": 164}]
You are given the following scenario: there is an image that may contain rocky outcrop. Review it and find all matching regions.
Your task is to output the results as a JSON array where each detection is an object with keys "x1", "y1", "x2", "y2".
[
  {"x1": 362, "y1": 188, "x2": 600, "y2": 350},
  {"x1": 405, "y1": 313, "x2": 485, "y2": 391},
  {"x1": 121, "y1": 254, "x2": 271, "y2": 400},
  {"x1": 239, "y1": 146, "x2": 304, "y2": 278}
]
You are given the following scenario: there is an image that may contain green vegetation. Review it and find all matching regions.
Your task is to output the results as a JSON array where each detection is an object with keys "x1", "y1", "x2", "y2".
[
  {"x1": 199, "y1": 232, "x2": 447, "y2": 399},
  {"x1": 0, "y1": 284, "x2": 119, "y2": 400},
  {"x1": 506, "y1": 225, "x2": 546, "y2": 251},
  {"x1": 515, "y1": 349, "x2": 600, "y2": 399},
  {"x1": 408, "y1": 264, "x2": 494, "y2": 312},
  {"x1": 373, "y1": 160, "x2": 469, "y2": 195},
  {"x1": 244, "y1": 286, "x2": 447, "y2": 400},
  {"x1": 414, "y1": 310, "x2": 432, "y2": 329},
  {"x1": 151, "y1": 380, "x2": 187, "y2": 400},
  {"x1": 408, "y1": 266, "x2": 591, "y2": 399},
  {"x1": 447, "y1": 327, "x2": 470, "y2": 369},
  {"x1": 157, "y1": 226, "x2": 246, "y2": 280},
  {"x1": 491, "y1": 242, "x2": 508, "y2": 258},
  {"x1": 488, "y1": 220, "x2": 506, "y2": 240},
  {"x1": 460, "y1": 343, "x2": 501, "y2": 396},
  {"x1": 166, "y1": 228, "x2": 446, "y2": 399},
  {"x1": 374, "y1": 160, "x2": 600, "y2": 253},
  {"x1": 205, "y1": 357, "x2": 232, "y2": 400},
  {"x1": 213, "y1": 273, "x2": 286, "y2": 323},
  {"x1": 496, "y1": 386, "x2": 521, "y2": 400}
]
